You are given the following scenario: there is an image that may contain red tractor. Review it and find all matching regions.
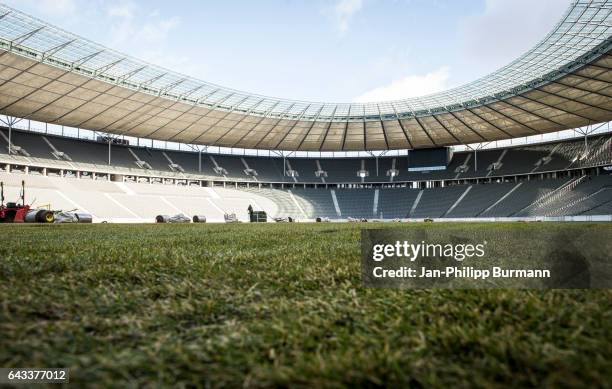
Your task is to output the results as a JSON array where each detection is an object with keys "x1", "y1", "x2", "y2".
[{"x1": 0, "y1": 180, "x2": 54, "y2": 223}]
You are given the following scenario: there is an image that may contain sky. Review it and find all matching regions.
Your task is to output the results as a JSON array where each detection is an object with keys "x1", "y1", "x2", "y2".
[{"x1": 5, "y1": 0, "x2": 571, "y2": 103}]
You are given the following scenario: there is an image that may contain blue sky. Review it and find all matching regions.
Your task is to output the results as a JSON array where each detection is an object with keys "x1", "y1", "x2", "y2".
[{"x1": 7, "y1": 0, "x2": 570, "y2": 103}]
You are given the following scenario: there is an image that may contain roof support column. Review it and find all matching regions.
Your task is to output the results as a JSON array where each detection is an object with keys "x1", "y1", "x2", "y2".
[
  {"x1": 574, "y1": 123, "x2": 603, "y2": 156},
  {"x1": 465, "y1": 142, "x2": 490, "y2": 173},
  {"x1": 0, "y1": 116, "x2": 22, "y2": 156}
]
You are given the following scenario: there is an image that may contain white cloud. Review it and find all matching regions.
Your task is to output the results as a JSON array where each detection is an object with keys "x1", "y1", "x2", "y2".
[
  {"x1": 107, "y1": 4, "x2": 134, "y2": 19},
  {"x1": 460, "y1": 0, "x2": 569, "y2": 69},
  {"x1": 105, "y1": 2, "x2": 180, "y2": 47},
  {"x1": 101, "y1": 2, "x2": 203, "y2": 77},
  {"x1": 139, "y1": 17, "x2": 180, "y2": 42},
  {"x1": 353, "y1": 67, "x2": 451, "y2": 102},
  {"x1": 43, "y1": 0, "x2": 76, "y2": 15},
  {"x1": 330, "y1": 0, "x2": 363, "y2": 34}
]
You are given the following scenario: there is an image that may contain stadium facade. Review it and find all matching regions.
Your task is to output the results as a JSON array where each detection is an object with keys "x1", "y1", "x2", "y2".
[{"x1": 0, "y1": 1, "x2": 611, "y2": 222}]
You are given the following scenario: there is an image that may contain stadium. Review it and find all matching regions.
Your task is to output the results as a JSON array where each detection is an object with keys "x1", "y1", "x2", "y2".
[{"x1": 0, "y1": 0, "x2": 611, "y2": 387}]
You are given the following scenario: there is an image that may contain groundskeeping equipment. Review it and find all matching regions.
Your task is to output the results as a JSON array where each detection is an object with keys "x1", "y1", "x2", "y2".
[
  {"x1": 1, "y1": 181, "x2": 92, "y2": 223},
  {"x1": 248, "y1": 205, "x2": 267, "y2": 223},
  {"x1": 0, "y1": 180, "x2": 32, "y2": 223},
  {"x1": 192, "y1": 215, "x2": 207, "y2": 223},
  {"x1": 224, "y1": 213, "x2": 239, "y2": 223},
  {"x1": 156, "y1": 214, "x2": 191, "y2": 223},
  {"x1": 23, "y1": 208, "x2": 55, "y2": 223},
  {"x1": 53, "y1": 211, "x2": 93, "y2": 223},
  {"x1": 0, "y1": 180, "x2": 57, "y2": 223}
]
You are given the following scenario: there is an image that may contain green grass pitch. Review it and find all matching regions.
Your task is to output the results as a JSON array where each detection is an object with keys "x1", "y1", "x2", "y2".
[{"x1": 1, "y1": 222, "x2": 611, "y2": 387}]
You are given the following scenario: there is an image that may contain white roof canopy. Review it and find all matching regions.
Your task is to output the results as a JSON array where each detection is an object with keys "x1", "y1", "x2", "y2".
[{"x1": 0, "y1": 1, "x2": 610, "y2": 150}]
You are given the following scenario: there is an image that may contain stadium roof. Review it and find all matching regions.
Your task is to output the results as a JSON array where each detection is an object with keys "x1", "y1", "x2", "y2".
[{"x1": 0, "y1": 1, "x2": 610, "y2": 151}]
